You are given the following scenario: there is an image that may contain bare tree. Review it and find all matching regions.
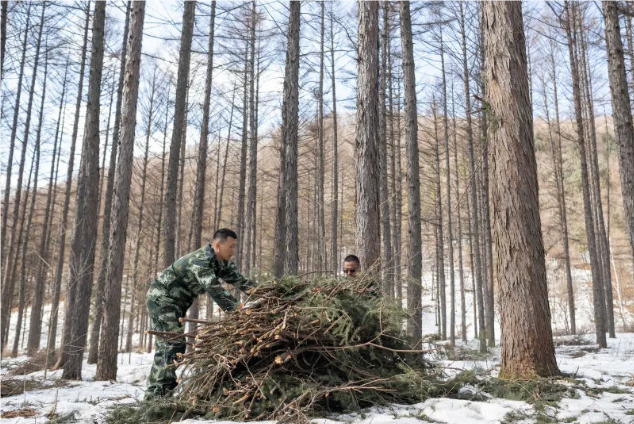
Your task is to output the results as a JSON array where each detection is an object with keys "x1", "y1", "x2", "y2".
[
  {"x1": 88, "y1": 1, "x2": 132, "y2": 364},
  {"x1": 95, "y1": 1, "x2": 145, "y2": 381},
  {"x1": 163, "y1": 1, "x2": 196, "y2": 267},
  {"x1": 400, "y1": 0, "x2": 422, "y2": 344},
  {"x1": 483, "y1": 1, "x2": 559, "y2": 378},
  {"x1": 603, "y1": 1, "x2": 634, "y2": 280},
  {"x1": 356, "y1": 1, "x2": 380, "y2": 271},
  {"x1": 49, "y1": 4, "x2": 91, "y2": 364},
  {"x1": 283, "y1": 1, "x2": 301, "y2": 275},
  {"x1": 1, "y1": 3, "x2": 45, "y2": 349},
  {"x1": 330, "y1": 5, "x2": 339, "y2": 277},
  {"x1": 62, "y1": 1, "x2": 107, "y2": 380}
]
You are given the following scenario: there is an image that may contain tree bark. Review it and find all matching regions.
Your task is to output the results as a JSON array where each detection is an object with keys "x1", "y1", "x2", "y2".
[
  {"x1": 483, "y1": 1, "x2": 560, "y2": 379},
  {"x1": 283, "y1": 1, "x2": 301, "y2": 275},
  {"x1": 356, "y1": 1, "x2": 381, "y2": 272},
  {"x1": 236, "y1": 30, "x2": 249, "y2": 271},
  {"x1": 330, "y1": 5, "x2": 339, "y2": 277}
]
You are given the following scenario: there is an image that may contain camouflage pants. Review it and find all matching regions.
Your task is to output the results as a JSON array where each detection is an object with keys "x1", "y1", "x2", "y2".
[{"x1": 145, "y1": 290, "x2": 188, "y2": 399}]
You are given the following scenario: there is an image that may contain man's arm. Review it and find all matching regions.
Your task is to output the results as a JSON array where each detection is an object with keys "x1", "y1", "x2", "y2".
[
  {"x1": 190, "y1": 258, "x2": 239, "y2": 311},
  {"x1": 221, "y1": 261, "x2": 258, "y2": 295}
]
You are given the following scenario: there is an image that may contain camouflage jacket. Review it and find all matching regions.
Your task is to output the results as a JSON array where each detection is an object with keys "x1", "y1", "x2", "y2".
[{"x1": 147, "y1": 244, "x2": 257, "y2": 312}]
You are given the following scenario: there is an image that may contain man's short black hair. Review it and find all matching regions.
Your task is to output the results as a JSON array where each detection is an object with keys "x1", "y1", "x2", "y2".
[
  {"x1": 344, "y1": 255, "x2": 360, "y2": 266},
  {"x1": 213, "y1": 228, "x2": 238, "y2": 242}
]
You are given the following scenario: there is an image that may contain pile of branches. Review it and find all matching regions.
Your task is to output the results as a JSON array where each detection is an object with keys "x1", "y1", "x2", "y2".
[{"x1": 163, "y1": 276, "x2": 441, "y2": 423}]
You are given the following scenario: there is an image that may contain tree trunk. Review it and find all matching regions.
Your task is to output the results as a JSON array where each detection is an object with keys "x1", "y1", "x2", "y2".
[
  {"x1": 10, "y1": 146, "x2": 36, "y2": 356},
  {"x1": 49, "y1": 4, "x2": 91, "y2": 365},
  {"x1": 245, "y1": 1, "x2": 257, "y2": 277},
  {"x1": 603, "y1": 1, "x2": 634, "y2": 291},
  {"x1": 28, "y1": 54, "x2": 68, "y2": 356},
  {"x1": 548, "y1": 41, "x2": 576, "y2": 334},
  {"x1": 1, "y1": 3, "x2": 45, "y2": 349},
  {"x1": 128, "y1": 67, "x2": 157, "y2": 353},
  {"x1": 432, "y1": 102, "x2": 447, "y2": 340},
  {"x1": 88, "y1": 1, "x2": 132, "y2": 364},
  {"x1": 379, "y1": 1, "x2": 393, "y2": 293},
  {"x1": 562, "y1": 1, "x2": 607, "y2": 347},
  {"x1": 61, "y1": 1, "x2": 107, "y2": 380},
  {"x1": 283, "y1": 1, "x2": 301, "y2": 275},
  {"x1": 216, "y1": 83, "x2": 237, "y2": 230},
  {"x1": 163, "y1": 1, "x2": 196, "y2": 267},
  {"x1": 460, "y1": 2, "x2": 486, "y2": 352},
  {"x1": 330, "y1": 5, "x2": 339, "y2": 277},
  {"x1": 2, "y1": 3, "x2": 31, "y2": 261},
  {"x1": 451, "y1": 82, "x2": 467, "y2": 343},
  {"x1": 15, "y1": 52, "x2": 47, "y2": 355},
  {"x1": 0, "y1": 0, "x2": 6, "y2": 82},
  {"x1": 400, "y1": 0, "x2": 422, "y2": 343},
  {"x1": 440, "y1": 26, "x2": 456, "y2": 345},
  {"x1": 95, "y1": 1, "x2": 145, "y2": 381},
  {"x1": 192, "y1": 0, "x2": 216, "y2": 253},
  {"x1": 236, "y1": 32, "x2": 249, "y2": 272},
  {"x1": 316, "y1": 1, "x2": 327, "y2": 274},
  {"x1": 483, "y1": 1, "x2": 560, "y2": 379},
  {"x1": 356, "y1": 1, "x2": 381, "y2": 272}
]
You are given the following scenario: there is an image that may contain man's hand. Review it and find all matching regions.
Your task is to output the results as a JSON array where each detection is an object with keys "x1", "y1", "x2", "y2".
[{"x1": 239, "y1": 298, "x2": 264, "y2": 310}]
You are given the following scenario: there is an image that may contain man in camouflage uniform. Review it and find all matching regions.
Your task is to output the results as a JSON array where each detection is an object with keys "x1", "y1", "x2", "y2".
[{"x1": 145, "y1": 228, "x2": 257, "y2": 399}]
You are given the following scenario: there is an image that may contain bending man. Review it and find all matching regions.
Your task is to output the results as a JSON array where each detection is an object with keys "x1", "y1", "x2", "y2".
[{"x1": 145, "y1": 228, "x2": 256, "y2": 399}]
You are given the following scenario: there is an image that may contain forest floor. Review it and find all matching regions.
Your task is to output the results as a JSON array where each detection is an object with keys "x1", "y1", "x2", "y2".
[{"x1": 1, "y1": 332, "x2": 633, "y2": 424}]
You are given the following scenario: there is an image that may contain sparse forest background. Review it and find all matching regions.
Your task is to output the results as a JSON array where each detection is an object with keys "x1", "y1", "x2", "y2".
[{"x1": 1, "y1": 0, "x2": 634, "y2": 382}]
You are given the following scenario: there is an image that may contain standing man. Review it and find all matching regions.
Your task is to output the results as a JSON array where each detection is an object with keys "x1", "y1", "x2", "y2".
[
  {"x1": 145, "y1": 228, "x2": 256, "y2": 399},
  {"x1": 343, "y1": 255, "x2": 361, "y2": 278}
]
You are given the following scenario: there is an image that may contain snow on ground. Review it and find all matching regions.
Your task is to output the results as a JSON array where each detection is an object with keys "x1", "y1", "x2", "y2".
[{"x1": 2, "y1": 334, "x2": 633, "y2": 424}]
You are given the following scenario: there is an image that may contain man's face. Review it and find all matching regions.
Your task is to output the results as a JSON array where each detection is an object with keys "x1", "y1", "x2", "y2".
[
  {"x1": 214, "y1": 237, "x2": 237, "y2": 261},
  {"x1": 343, "y1": 261, "x2": 360, "y2": 278}
]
